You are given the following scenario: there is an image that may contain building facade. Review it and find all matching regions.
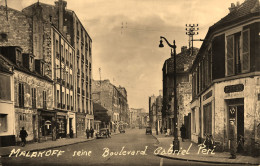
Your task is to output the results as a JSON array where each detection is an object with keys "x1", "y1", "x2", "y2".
[
  {"x1": 0, "y1": 0, "x2": 94, "y2": 144},
  {"x1": 190, "y1": 0, "x2": 260, "y2": 154},
  {"x1": 162, "y1": 46, "x2": 197, "y2": 135},
  {"x1": 0, "y1": 55, "x2": 15, "y2": 147},
  {"x1": 92, "y1": 79, "x2": 129, "y2": 131}
]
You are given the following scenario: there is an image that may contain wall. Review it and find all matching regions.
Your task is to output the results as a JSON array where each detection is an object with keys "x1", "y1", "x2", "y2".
[{"x1": 0, "y1": 6, "x2": 32, "y2": 54}]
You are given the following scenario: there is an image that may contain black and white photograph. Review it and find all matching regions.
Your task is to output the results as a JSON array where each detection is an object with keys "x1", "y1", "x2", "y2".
[{"x1": 0, "y1": 0, "x2": 259, "y2": 165}]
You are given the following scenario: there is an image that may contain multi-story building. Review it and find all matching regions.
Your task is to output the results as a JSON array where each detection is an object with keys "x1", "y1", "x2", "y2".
[
  {"x1": 129, "y1": 108, "x2": 146, "y2": 128},
  {"x1": 92, "y1": 79, "x2": 129, "y2": 131},
  {"x1": 162, "y1": 46, "x2": 198, "y2": 135},
  {"x1": 22, "y1": 0, "x2": 93, "y2": 137},
  {"x1": 190, "y1": 0, "x2": 260, "y2": 154},
  {"x1": 148, "y1": 91, "x2": 163, "y2": 131},
  {"x1": 148, "y1": 95, "x2": 156, "y2": 128},
  {"x1": 0, "y1": 54, "x2": 15, "y2": 147},
  {"x1": 0, "y1": 0, "x2": 93, "y2": 141}
]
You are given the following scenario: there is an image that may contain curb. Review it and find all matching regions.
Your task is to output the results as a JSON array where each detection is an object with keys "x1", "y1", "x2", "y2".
[
  {"x1": 1, "y1": 133, "x2": 122, "y2": 158},
  {"x1": 152, "y1": 134, "x2": 259, "y2": 166},
  {"x1": 157, "y1": 154, "x2": 259, "y2": 165}
]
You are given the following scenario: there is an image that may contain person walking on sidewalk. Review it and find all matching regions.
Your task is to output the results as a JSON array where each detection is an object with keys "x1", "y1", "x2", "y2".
[
  {"x1": 90, "y1": 127, "x2": 94, "y2": 138},
  {"x1": 86, "y1": 127, "x2": 90, "y2": 139},
  {"x1": 19, "y1": 127, "x2": 28, "y2": 147},
  {"x1": 229, "y1": 119, "x2": 237, "y2": 159},
  {"x1": 180, "y1": 124, "x2": 186, "y2": 142}
]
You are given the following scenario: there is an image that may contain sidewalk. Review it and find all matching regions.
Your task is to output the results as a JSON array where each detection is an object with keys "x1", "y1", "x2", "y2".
[
  {"x1": 0, "y1": 132, "x2": 120, "y2": 158},
  {"x1": 153, "y1": 133, "x2": 260, "y2": 165}
]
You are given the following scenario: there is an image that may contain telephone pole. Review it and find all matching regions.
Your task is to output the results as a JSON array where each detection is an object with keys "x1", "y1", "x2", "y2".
[{"x1": 185, "y1": 24, "x2": 199, "y2": 56}]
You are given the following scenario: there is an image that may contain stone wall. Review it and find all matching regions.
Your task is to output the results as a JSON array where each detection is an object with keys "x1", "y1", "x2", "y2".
[
  {"x1": 0, "y1": 6, "x2": 32, "y2": 54},
  {"x1": 14, "y1": 70, "x2": 53, "y2": 142}
]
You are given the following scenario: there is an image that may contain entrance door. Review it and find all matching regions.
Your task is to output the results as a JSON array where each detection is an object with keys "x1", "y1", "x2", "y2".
[
  {"x1": 69, "y1": 118, "x2": 73, "y2": 138},
  {"x1": 32, "y1": 115, "x2": 36, "y2": 142},
  {"x1": 237, "y1": 105, "x2": 244, "y2": 152},
  {"x1": 228, "y1": 104, "x2": 244, "y2": 152}
]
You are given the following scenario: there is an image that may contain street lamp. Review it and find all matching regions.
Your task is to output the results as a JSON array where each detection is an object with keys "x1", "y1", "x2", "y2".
[{"x1": 159, "y1": 36, "x2": 180, "y2": 151}]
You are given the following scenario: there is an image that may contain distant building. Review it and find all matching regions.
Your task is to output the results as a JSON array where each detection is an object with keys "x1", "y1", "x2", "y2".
[
  {"x1": 148, "y1": 90, "x2": 163, "y2": 132},
  {"x1": 92, "y1": 79, "x2": 129, "y2": 131},
  {"x1": 190, "y1": 0, "x2": 260, "y2": 153}
]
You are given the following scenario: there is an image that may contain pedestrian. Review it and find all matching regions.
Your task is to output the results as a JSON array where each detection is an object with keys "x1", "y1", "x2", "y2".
[
  {"x1": 19, "y1": 127, "x2": 28, "y2": 147},
  {"x1": 180, "y1": 124, "x2": 186, "y2": 142},
  {"x1": 90, "y1": 127, "x2": 94, "y2": 138},
  {"x1": 86, "y1": 127, "x2": 90, "y2": 139},
  {"x1": 229, "y1": 119, "x2": 237, "y2": 159},
  {"x1": 107, "y1": 128, "x2": 111, "y2": 138},
  {"x1": 164, "y1": 127, "x2": 167, "y2": 134},
  {"x1": 70, "y1": 128, "x2": 73, "y2": 138}
]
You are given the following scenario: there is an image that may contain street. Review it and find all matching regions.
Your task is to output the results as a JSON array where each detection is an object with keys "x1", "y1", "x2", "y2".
[{"x1": 1, "y1": 129, "x2": 232, "y2": 166}]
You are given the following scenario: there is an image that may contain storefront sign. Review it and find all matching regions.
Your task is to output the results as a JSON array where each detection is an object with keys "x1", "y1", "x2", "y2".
[{"x1": 224, "y1": 84, "x2": 244, "y2": 93}]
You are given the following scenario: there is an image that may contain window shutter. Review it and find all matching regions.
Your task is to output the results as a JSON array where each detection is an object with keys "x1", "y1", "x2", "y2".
[
  {"x1": 242, "y1": 29, "x2": 250, "y2": 72},
  {"x1": 226, "y1": 35, "x2": 234, "y2": 76}
]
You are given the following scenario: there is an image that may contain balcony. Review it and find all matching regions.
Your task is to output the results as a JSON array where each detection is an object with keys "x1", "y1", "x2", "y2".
[
  {"x1": 77, "y1": 87, "x2": 80, "y2": 94},
  {"x1": 67, "y1": 105, "x2": 70, "y2": 110},
  {"x1": 62, "y1": 104, "x2": 65, "y2": 109}
]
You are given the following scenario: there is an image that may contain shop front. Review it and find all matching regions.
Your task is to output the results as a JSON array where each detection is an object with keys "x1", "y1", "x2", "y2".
[
  {"x1": 56, "y1": 112, "x2": 67, "y2": 139},
  {"x1": 38, "y1": 109, "x2": 56, "y2": 142}
]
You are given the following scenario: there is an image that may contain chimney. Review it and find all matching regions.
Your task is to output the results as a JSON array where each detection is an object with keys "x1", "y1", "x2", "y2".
[
  {"x1": 229, "y1": 3, "x2": 237, "y2": 12},
  {"x1": 55, "y1": 0, "x2": 67, "y2": 33},
  {"x1": 181, "y1": 46, "x2": 188, "y2": 53}
]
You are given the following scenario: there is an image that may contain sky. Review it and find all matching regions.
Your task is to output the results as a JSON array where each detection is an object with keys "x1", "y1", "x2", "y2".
[{"x1": 0, "y1": 0, "x2": 245, "y2": 112}]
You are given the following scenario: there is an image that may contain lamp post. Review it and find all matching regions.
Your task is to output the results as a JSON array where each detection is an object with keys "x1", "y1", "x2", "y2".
[{"x1": 159, "y1": 36, "x2": 180, "y2": 151}]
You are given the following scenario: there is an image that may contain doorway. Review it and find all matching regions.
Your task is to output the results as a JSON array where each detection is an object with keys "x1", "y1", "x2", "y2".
[{"x1": 227, "y1": 99, "x2": 244, "y2": 153}]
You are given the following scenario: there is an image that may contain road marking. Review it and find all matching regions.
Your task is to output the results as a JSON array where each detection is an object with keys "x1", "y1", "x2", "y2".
[{"x1": 160, "y1": 158, "x2": 163, "y2": 166}]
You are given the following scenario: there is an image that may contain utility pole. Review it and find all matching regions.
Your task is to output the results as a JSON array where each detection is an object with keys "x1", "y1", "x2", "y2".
[{"x1": 185, "y1": 24, "x2": 199, "y2": 56}]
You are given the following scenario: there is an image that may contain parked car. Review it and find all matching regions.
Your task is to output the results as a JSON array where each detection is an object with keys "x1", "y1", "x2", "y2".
[
  {"x1": 146, "y1": 127, "x2": 152, "y2": 134},
  {"x1": 96, "y1": 128, "x2": 109, "y2": 139},
  {"x1": 119, "y1": 129, "x2": 125, "y2": 133}
]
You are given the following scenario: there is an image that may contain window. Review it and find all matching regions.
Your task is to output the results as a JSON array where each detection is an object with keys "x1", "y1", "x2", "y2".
[
  {"x1": 0, "y1": 74, "x2": 11, "y2": 100},
  {"x1": 0, "y1": 114, "x2": 7, "y2": 132},
  {"x1": 43, "y1": 91, "x2": 47, "y2": 109},
  {"x1": 19, "y1": 83, "x2": 24, "y2": 108},
  {"x1": 226, "y1": 29, "x2": 250, "y2": 76},
  {"x1": 32, "y1": 88, "x2": 36, "y2": 108},
  {"x1": 0, "y1": 33, "x2": 8, "y2": 42},
  {"x1": 203, "y1": 102, "x2": 212, "y2": 135}
]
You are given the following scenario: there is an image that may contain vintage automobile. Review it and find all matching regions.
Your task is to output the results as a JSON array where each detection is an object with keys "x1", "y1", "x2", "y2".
[
  {"x1": 96, "y1": 128, "x2": 109, "y2": 139},
  {"x1": 119, "y1": 128, "x2": 125, "y2": 133},
  {"x1": 145, "y1": 127, "x2": 152, "y2": 134}
]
